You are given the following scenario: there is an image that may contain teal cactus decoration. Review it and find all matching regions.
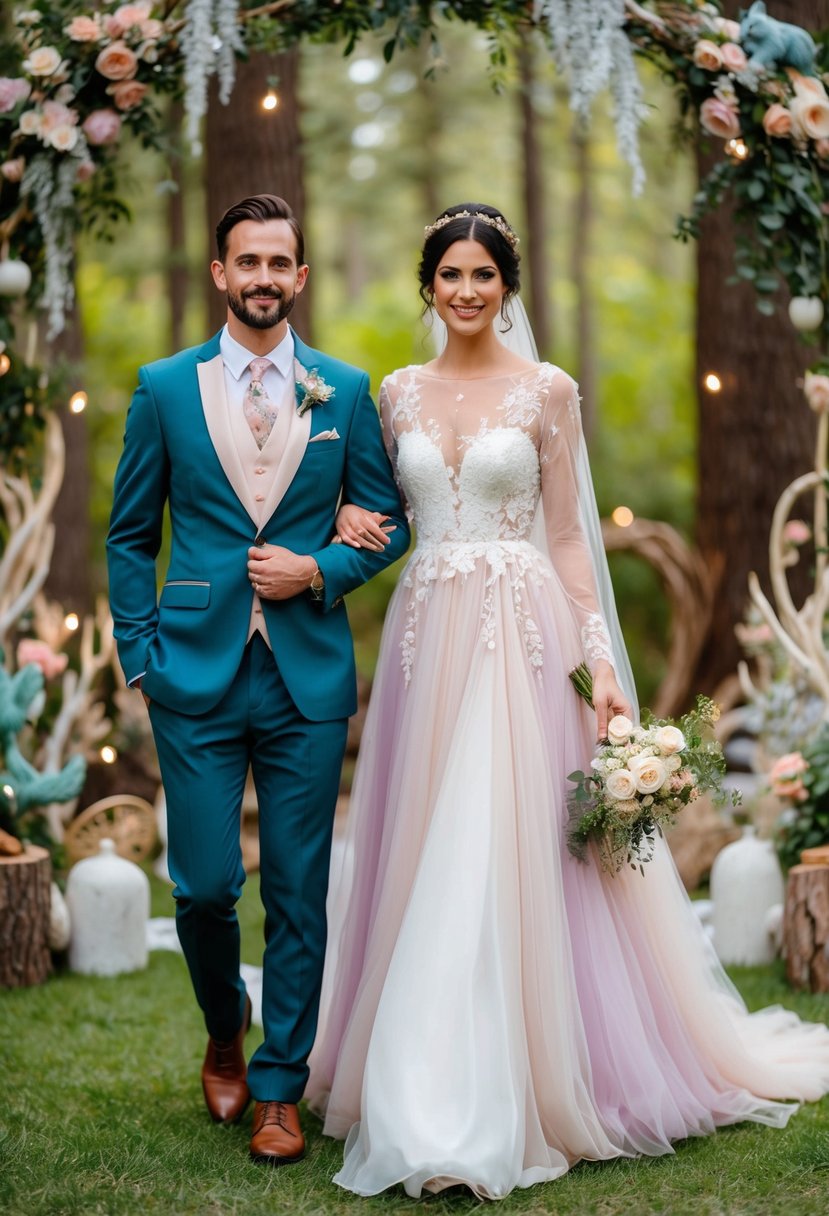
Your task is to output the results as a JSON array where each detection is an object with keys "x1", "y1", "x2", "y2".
[
  {"x1": 0, "y1": 651, "x2": 86, "y2": 847},
  {"x1": 740, "y1": 2, "x2": 817, "y2": 75}
]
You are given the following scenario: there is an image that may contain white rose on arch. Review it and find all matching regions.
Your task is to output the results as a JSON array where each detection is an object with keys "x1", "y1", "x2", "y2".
[{"x1": 604, "y1": 769, "x2": 638, "y2": 801}]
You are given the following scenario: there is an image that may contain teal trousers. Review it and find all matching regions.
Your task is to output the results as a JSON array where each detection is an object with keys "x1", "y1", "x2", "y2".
[{"x1": 149, "y1": 635, "x2": 348, "y2": 1102}]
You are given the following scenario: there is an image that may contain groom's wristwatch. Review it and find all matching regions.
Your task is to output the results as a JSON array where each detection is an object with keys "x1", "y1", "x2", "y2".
[{"x1": 309, "y1": 564, "x2": 325, "y2": 601}]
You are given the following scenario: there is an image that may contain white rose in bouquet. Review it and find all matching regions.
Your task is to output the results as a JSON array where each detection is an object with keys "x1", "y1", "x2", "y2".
[
  {"x1": 653, "y1": 725, "x2": 685, "y2": 754},
  {"x1": 605, "y1": 769, "x2": 638, "y2": 801},
  {"x1": 666, "y1": 754, "x2": 682, "y2": 773},
  {"x1": 606, "y1": 715, "x2": 634, "y2": 746},
  {"x1": 627, "y1": 754, "x2": 669, "y2": 794}
]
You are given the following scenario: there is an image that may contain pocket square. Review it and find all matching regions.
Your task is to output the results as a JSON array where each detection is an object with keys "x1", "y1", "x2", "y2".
[{"x1": 308, "y1": 428, "x2": 340, "y2": 443}]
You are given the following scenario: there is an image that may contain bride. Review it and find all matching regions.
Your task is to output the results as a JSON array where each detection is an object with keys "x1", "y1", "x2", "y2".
[{"x1": 307, "y1": 203, "x2": 829, "y2": 1200}]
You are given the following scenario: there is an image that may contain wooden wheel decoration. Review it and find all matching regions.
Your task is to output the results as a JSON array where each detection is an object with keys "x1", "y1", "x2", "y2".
[{"x1": 63, "y1": 795, "x2": 157, "y2": 866}]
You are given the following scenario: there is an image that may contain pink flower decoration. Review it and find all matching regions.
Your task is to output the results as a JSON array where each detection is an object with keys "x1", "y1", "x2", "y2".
[
  {"x1": 700, "y1": 97, "x2": 741, "y2": 139},
  {"x1": 0, "y1": 157, "x2": 25, "y2": 182},
  {"x1": 721, "y1": 43, "x2": 748, "y2": 73},
  {"x1": 804, "y1": 372, "x2": 829, "y2": 414},
  {"x1": 693, "y1": 40, "x2": 723, "y2": 72},
  {"x1": 82, "y1": 108, "x2": 122, "y2": 146},
  {"x1": 783, "y1": 519, "x2": 811, "y2": 546},
  {"x1": 16, "y1": 639, "x2": 69, "y2": 680},
  {"x1": 76, "y1": 159, "x2": 96, "y2": 182},
  {"x1": 0, "y1": 77, "x2": 32, "y2": 114},
  {"x1": 66, "y1": 15, "x2": 103, "y2": 43},
  {"x1": 109, "y1": 80, "x2": 149, "y2": 111},
  {"x1": 95, "y1": 41, "x2": 138, "y2": 82},
  {"x1": 763, "y1": 103, "x2": 792, "y2": 138}
]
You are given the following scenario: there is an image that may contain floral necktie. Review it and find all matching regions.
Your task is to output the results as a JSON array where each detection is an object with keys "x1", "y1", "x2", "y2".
[{"x1": 243, "y1": 357, "x2": 277, "y2": 449}]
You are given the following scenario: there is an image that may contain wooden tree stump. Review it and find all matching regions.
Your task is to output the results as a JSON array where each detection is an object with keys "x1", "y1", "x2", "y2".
[
  {"x1": 783, "y1": 863, "x2": 829, "y2": 993},
  {"x1": 0, "y1": 845, "x2": 52, "y2": 988}
]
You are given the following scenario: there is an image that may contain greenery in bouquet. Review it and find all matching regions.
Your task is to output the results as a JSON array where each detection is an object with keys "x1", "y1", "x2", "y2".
[
  {"x1": 568, "y1": 668, "x2": 736, "y2": 875},
  {"x1": 769, "y1": 728, "x2": 829, "y2": 869}
]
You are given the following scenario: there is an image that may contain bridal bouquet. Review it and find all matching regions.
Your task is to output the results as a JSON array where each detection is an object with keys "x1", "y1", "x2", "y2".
[{"x1": 567, "y1": 666, "x2": 736, "y2": 875}]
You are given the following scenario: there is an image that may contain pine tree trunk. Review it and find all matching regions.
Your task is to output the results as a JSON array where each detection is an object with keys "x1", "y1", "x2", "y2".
[
  {"x1": 692, "y1": 0, "x2": 829, "y2": 693},
  {"x1": 783, "y1": 863, "x2": 829, "y2": 992},
  {"x1": 0, "y1": 846, "x2": 52, "y2": 988},
  {"x1": 204, "y1": 48, "x2": 310, "y2": 341}
]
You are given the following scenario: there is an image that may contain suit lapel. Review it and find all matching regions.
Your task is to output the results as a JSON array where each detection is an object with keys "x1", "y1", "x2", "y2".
[{"x1": 196, "y1": 353, "x2": 259, "y2": 524}]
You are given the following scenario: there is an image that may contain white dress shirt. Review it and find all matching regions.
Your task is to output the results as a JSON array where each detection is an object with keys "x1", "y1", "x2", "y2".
[{"x1": 219, "y1": 324, "x2": 295, "y2": 412}]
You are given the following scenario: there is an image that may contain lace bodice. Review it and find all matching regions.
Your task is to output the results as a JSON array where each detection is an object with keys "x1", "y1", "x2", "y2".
[{"x1": 379, "y1": 364, "x2": 615, "y2": 681}]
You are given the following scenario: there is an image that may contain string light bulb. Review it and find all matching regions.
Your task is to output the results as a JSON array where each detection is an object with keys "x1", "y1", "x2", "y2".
[
  {"x1": 0, "y1": 353, "x2": 10, "y2": 375},
  {"x1": 703, "y1": 372, "x2": 722, "y2": 393},
  {"x1": 64, "y1": 612, "x2": 80, "y2": 632},
  {"x1": 69, "y1": 390, "x2": 87, "y2": 414},
  {"x1": 100, "y1": 745, "x2": 117, "y2": 765},
  {"x1": 725, "y1": 138, "x2": 749, "y2": 160},
  {"x1": 262, "y1": 90, "x2": 279, "y2": 112},
  {"x1": 611, "y1": 506, "x2": 634, "y2": 528}
]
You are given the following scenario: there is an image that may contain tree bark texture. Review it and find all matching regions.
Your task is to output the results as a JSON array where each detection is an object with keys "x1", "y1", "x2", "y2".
[
  {"x1": 783, "y1": 863, "x2": 829, "y2": 992},
  {"x1": 204, "y1": 48, "x2": 311, "y2": 341},
  {"x1": 0, "y1": 845, "x2": 52, "y2": 988},
  {"x1": 692, "y1": 0, "x2": 829, "y2": 694}
]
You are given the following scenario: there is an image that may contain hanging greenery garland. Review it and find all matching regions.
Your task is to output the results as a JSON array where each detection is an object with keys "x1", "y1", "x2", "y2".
[{"x1": 0, "y1": 1, "x2": 827, "y2": 458}]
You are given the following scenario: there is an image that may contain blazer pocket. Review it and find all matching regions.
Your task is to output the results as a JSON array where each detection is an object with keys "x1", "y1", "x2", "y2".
[{"x1": 160, "y1": 580, "x2": 211, "y2": 609}]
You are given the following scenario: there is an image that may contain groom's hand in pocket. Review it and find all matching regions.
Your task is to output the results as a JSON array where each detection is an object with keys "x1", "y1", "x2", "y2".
[{"x1": 248, "y1": 544, "x2": 318, "y2": 600}]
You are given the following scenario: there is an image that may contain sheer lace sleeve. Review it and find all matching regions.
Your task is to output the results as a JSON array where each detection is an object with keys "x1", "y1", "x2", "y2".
[
  {"x1": 539, "y1": 370, "x2": 615, "y2": 672},
  {"x1": 379, "y1": 375, "x2": 412, "y2": 522}
]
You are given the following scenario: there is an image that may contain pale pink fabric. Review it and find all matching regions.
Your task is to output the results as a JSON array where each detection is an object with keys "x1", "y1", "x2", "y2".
[{"x1": 306, "y1": 365, "x2": 829, "y2": 1200}]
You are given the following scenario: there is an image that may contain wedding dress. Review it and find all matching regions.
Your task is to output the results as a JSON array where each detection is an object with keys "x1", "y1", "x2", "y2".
[{"x1": 306, "y1": 362, "x2": 829, "y2": 1200}]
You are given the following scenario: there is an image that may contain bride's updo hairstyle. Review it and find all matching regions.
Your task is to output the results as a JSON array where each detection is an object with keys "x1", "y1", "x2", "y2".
[{"x1": 418, "y1": 203, "x2": 521, "y2": 324}]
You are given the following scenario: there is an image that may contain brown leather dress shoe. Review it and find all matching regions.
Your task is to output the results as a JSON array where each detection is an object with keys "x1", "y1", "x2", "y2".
[
  {"x1": 201, "y1": 994, "x2": 252, "y2": 1123},
  {"x1": 249, "y1": 1101, "x2": 306, "y2": 1166}
]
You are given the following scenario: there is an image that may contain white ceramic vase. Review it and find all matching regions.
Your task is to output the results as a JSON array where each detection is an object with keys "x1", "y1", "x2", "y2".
[
  {"x1": 710, "y1": 824, "x2": 785, "y2": 966},
  {"x1": 66, "y1": 838, "x2": 150, "y2": 976}
]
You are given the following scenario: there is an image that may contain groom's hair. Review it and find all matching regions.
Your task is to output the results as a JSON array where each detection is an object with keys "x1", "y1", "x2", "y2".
[{"x1": 216, "y1": 194, "x2": 305, "y2": 266}]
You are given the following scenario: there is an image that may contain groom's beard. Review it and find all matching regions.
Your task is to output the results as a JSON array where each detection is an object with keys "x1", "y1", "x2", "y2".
[{"x1": 227, "y1": 286, "x2": 296, "y2": 331}]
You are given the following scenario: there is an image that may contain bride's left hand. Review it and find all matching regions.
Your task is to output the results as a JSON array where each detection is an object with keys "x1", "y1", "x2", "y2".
[{"x1": 591, "y1": 661, "x2": 633, "y2": 742}]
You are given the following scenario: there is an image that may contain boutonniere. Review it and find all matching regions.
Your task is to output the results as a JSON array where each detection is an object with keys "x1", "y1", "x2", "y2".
[{"x1": 295, "y1": 360, "x2": 335, "y2": 417}]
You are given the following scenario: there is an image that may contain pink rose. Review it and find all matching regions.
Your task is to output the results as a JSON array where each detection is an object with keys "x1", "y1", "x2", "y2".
[
  {"x1": 76, "y1": 158, "x2": 96, "y2": 182},
  {"x1": 700, "y1": 97, "x2": 741, "y2": 139},
  {"x1": 22, "y1": 46, "x2": 63, "y2": 77},
  {"x1": 109, "y1": 79, "x2": 148, "y2": 110},
  {"x1": 816, "y1": 139, "x2": 829, "y2": 159},
  {"x1": 40, "y1": 100, "x2": 78, "y2": 134},
  {"x1": 721, "y1": 43, "x2": 748, "y2": 73},
  {"x1": 0, "y1": 77, "x2": 32, "y2": 113},
  {"x1": 109, "y1": 3, "x2": 152, "y2": 36},
  {"x1": 1, "y1": 157, "x2": 25, "y2": 182},
  {"x1": 713, "y1": 18, "x2": 742, "y2": 42},
  {"x1": 783, "y1": 519, "x2": 811, "y2": 546},
  {"x1": 45, "y1": 124, "x2": 79, "y2": 152},
  {"x1": 789, "y1": 94, "x2": 829, "y2": 141},
  {"x1": 694, "y1": 40, "x2": 724, "y2": 72},
  {"x1": 16, "y1": 639, "x2": 69, "y2": 680},
  {"x1": 82, "y1": 108, "x2": 122, "y2": 146},
  {"x1": 140, "y1": 18, "x2": 164, "y2": 40},
  {"x1": 763, "y1": 103, "x2": 792, "y2": 138},
  {"x1": 769, "y1": 750, "x2": 810, "y2": 802},
  {"x1": 66, "y1": 15, "x2": 102, "y2": 42},
  {"x1": 789, "y1": 71, "x2": 828, "y2": 100},
  {"x1": 95, "y1": 41, "x2": 138, "y2": 82},
  {"x1": 804, "y1": 372, "x2": 829, "y2": 414}
]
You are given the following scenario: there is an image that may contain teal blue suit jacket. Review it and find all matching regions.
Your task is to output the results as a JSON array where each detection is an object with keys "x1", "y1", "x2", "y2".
[{"x1": 106, "y1": 330, "x2": 410, "y2": 720}]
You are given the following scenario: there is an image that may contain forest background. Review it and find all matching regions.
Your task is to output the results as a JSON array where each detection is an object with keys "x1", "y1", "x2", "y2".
[{"x1": 70, "y1": 21, "x2": 700, "y2": 706}]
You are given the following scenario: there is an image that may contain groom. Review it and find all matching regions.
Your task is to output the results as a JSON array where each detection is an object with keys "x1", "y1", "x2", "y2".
[{"x1": 107, "y1": 194, "x2": 409, "y2": 1165}]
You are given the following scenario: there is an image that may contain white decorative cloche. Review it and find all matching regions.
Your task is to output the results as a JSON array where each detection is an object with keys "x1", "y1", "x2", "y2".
[
  {"x1": 66, "y1": 838, "x2": 150, "y2": 976},
  {"x1": 788, "y1": 296, "x2": 825, "y2": 332},
  {"x1": 710, "y1": 824, "x2": 785, "y2": 966},
  {"x1": 0, "y1": 258, "x2": 32, "y2": 297}
]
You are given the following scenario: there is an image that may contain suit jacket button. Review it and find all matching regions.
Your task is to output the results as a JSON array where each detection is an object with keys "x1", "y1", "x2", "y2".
[{"x1": 254, "y1": 534, "x2": 265, "y2": 547}]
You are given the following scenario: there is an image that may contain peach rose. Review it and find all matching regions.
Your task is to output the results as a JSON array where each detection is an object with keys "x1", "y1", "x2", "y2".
[
  {"x1": 114, "y1": 2, "x2": 152, "y2": 27},
  {"x1": 627, "y1": 754, "x2": 669, "y2": 795},
  {"x1": 140, "y1": 18, "x2": 164, "y2": 40},
  {"x1": 18, "y1": 109, "x2": 43, "y2": 136},
  {"x1": 789, "y1": 70, "x2": 828, "y2": 99},
  {"x1": 17, "y1": 639, "x2": 69, "y2": 680},
  {"x1": 605, "y1": 769, "x2": 638, "y2": 802},
  {"x1": 22, "y1": 46, "x2": 63, "y2": 77},
  {"x1": 653, "y1": 725, "x2": 685, "y2": 755},
  {"x1": 804, "y1": 372, "x2": 829, "y2": 414},
  {"x1": 606, "y1": 714, "x2": 634, "y2": 746},
  {"x1": 763, "y1": 103, "x2": 792, "y2": 138},
  {"x1": 700, "y1": 97, "x2": 741, "y2": 139},
  {"x1": 816, "y1": 139, "x2": 829, "y2": 159},
  {"x1": 40, "y1": 100, "x2": 77, "y2": 134},
  {"x1": 66, "y1": 15, "x2": 102, "y2": 42},
  {"x1": 1, "y1": 156, "x2": 25, "y2": 182},
  {"x1": 0, "y1": 77, "x2": 31, "y2": 113},
  {"x1": 82, "y1": 108, "x2": 122, "y2": 146},
  {"x1": 95, "y1": 41, "x2": 138, "y2": 82},
  {"x1": 45, "y1": 124, "x2": 79, "y2": 152},
  {"x1": 769, "y1": 752, "x2": 810, "y2": 801},
  {"x1": 790, "y1": 94, "x2": 829, "y2": 141},
  {"x1": 721, "y1": 43, "x2": 748, "y2": 73},
  {"x1": 713, "y1": 18, "x2": 742, "y2": 42},
  {"x1": 694, "y1": 40, "x2": 724, "y2": 72},
  {"x1": 109, "y1": 79, "x2": 148, "y2": 110}
]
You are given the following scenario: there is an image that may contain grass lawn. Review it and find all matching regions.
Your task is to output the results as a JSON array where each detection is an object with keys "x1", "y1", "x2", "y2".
[{"x1": 2, "y1": 872, "x2": 828, "y2": 1216}]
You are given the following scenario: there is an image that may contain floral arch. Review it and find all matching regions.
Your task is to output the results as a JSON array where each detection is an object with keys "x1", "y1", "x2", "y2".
[{"x1": 0, "y1": 0, "x2": 827, "y2": 458}]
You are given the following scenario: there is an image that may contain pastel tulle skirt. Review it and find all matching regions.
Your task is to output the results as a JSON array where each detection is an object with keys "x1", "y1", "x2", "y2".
[{"x1": 306, "y1": 543, "x2": 829, "y2": 1200}]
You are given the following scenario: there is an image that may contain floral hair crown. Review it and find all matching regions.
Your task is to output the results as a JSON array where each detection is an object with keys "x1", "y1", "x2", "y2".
[{"x1": 423, "y1": 210, "x2": 520, "y2": 250}]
